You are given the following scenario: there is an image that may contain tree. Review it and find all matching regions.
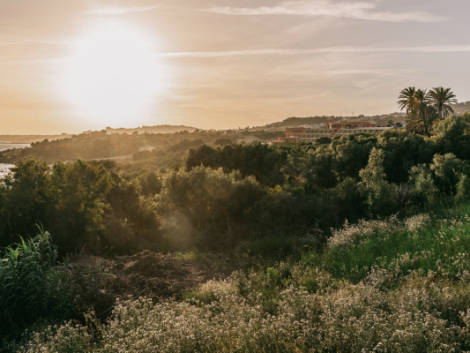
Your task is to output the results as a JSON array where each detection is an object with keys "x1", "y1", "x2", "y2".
[
  {"x1": 397, "y1": 87, "x2": 437, "y2": 136},
  {"x1": 428, "y1": 87, "x2": 457, "y2": 120},
  {"x1": 414, "y1": 89, "x2": 436, "y2": 136},
  {"x1": 359, "y1": 148, "x2": 397, "y2": 216},
  {"x1": 433, "y1": 114, "x2": 470, "y2": 159},
  {"x1": 409, "y1": 164, "x2": 438, "y2": 207},
  {"x1": 398, "y1": 86, "x2": 417, "y2": 114},
  {"x1": 455, "y1": 173, "x2": 470, "y2": 204},
  {"x1": 430, "y1": 153, "x2": 467, "y2": 196},
  {"x1": 398, "y1": 87, "x2": 423, "y2": 134}
]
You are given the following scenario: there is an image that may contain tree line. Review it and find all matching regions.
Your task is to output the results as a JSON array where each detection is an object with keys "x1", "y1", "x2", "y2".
[{"x1": 1, "y1": 111, "x2": 470, "y2": 257}]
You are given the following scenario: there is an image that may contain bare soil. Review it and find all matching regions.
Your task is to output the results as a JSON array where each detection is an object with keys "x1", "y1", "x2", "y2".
[{"x1": 71, "y1": 250, "x2": 214, "y2": 301}]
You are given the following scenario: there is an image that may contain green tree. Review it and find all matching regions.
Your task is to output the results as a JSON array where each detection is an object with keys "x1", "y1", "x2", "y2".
[
  {"x1": 414, "y1": 89, "x2": 436, "y2": 136},
  {"x1": 162, "y1": 167, "x2": 266, "y2": 247},
  {"x1": 0, "y1": 160, "x2": 55, "y2": 246},
  {"x1": 455, "y1": 173, "x2": 470, "y2": 204},
  {"x1": 359, "y1": 148, "x2": 397, "y2": 216},
  {"x1": 433, "y1": 114, "x2": 470, "y2": 159},
  {"x1": 398, "y1": 87, "x2": 437, "y2": 136},
  {"x1": 409, "y1": 164, "x2": 438, "y2": 207},
  {"x1": 430, "y1": 153, "x2": 467, "y2": 196}
]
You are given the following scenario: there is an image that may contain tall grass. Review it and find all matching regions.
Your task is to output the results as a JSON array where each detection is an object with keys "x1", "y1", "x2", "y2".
[
  {"x1": 0, "y1": 231, "x2": 72, "y2": 350},
  {"x1": 315, "y1": 209, "x2": 470, "y2": 284},
  {"x1": 19, "y1": 205, "x2": 470, "y2": 352}
]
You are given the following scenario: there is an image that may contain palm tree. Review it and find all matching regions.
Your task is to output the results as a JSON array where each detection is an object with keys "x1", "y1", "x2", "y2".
[
  {"x1": 397, "y1": 87, "x2": 417, "y2": 113},
  {"x1": 398, "y1": 87, "x2": 436, "y2": 136},
  {"x1": 427, "y1": 87, "x2": 457, "y2": 120},
  {"x1": 414, "y1": 89, "x2": 435, "y2": 136}
]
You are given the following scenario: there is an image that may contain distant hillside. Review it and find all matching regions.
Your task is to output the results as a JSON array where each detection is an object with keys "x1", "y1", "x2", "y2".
[
  {"x1": 0, "y1": 134, "x2": 71, "y2": 144},
  {"x1": 0, "y1": 125, "x2": 199, "y2": 145},
  {"x1": 104, "y1": 125, "x2": 199, "y2": 135},
  {"x1": 257, "y1": 103, "x2": 470, "y2": 131},
  {"x1": 454, "y1": 101, "x2": 470, "y2": 115},
  {"x1": 259, "y1": 113, "x2": 406, "y2": 130}
]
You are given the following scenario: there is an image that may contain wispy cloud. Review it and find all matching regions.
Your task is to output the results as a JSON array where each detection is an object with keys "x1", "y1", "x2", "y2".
[
  {"x1": 85, "y1": 5, "x2": 159, "y2": 16},
  {"x1": 204, "y1": 1, "x2": 446, "y2": 23},
  {"x1": 159, "y1": 45, "x2": 470, "y2": 58},
  {"x1": 0, "y1": 39, "x2": 72, "y2": 47}
]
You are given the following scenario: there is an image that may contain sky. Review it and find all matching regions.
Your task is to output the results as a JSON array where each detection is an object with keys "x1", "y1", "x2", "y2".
[{"x1": 1, "y1": 0, "x2": 470, "y2": 133}]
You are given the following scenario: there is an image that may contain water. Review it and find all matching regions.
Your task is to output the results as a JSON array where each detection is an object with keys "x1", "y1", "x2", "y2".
[
  {"x1": 0, "y1": 143, "x2": 30, "y2": 152},
  {"x1": 0, "y1": 143, "x2": 30, "y2": 178},
  {"x1": 0, "y1": 163, "x2": 13, "y2": 179}
]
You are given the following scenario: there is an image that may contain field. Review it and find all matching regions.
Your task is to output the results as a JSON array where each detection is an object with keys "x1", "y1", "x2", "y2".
[
  {"x1": 12, "y1": 205, "x2": 470, "y2": 353},
  {"x1": 2, "y1": 113, "x2": 470, "y2": 352}
]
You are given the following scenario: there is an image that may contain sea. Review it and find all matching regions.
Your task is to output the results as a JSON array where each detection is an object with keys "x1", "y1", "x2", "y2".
[{"x1": 0, "y1": 143, "x2": 30, "y2": 178}]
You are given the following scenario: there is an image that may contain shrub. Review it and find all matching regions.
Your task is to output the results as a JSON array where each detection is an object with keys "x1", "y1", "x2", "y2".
[
  {"x1": 20, "y1": 275, "x2": 470, "y2": 353},
  {"x1": 456, "y1": 173, "x2": 470, "y2": 204},
  {"x1": 359, "y1": 148, "x2": 398, "y2": 216},
  {"x1": 0, "y1": 231, "x2": 72, "y2": 347},
  {"x1": 409, "y1": 164, "x2": 439, "y2": 207},
  {"x1": 160, "y1": 167, "x2": 266, "y2": 248},
  {"x1": 431, "y1": 153, "x2": 467, "y2": 196},
  {"x1": 0, "y1": 160, "x2": 161, "y2": 256}
]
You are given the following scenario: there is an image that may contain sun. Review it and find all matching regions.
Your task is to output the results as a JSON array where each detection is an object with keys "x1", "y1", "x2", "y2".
[{"x1": 61, "y1": 21, "x2": 162, "y2": 128}]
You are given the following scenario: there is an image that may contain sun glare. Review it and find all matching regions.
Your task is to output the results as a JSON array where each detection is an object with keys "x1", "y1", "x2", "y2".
[{"x1": 61, "y1": 22, "x2": 162, "y2": 127}]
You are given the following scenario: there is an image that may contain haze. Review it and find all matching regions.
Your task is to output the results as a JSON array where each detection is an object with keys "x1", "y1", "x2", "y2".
[{"x1": 1, "y1": 0, "x2": 470, "y2": 134}]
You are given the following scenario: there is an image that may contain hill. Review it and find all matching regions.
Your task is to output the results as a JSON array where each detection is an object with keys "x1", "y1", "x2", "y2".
[
  {"x1": 0, "y1": 134, "x2": 71, "y2": 144},
  {"x1": 454, "y1": 101, "x2": 470, "y2": 115},
  {"x1": 104, "y1": 124, "x2": 199, "y2": 135},
  {"x1": 254, "y1": 102, "x2": 470, "y2": 131},
  {"x1": 0, "y1": 125, "x2": 199, "y2": 145},
  {"x1": 258, "y1": 113, "x2": 406, "y2": 130}
]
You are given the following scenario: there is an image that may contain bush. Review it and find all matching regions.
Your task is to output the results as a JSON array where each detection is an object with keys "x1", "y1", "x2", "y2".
[
  {"x1": 20, "y1": 274, "x2": 470, "y2": 353},
  {"x1": 359, "y1": 148, "x2": 398, "y2": 216},
  {"x1": 19, "y1": 205, "x2": 470, "y2": 353},
  {"x1": 160, "y1": 167, "x2": 266, "y2": 248},
  {"x1": 0, "y1": 160, "x2": 161, "y2": 256},
  {"x1": 0, "y1": 231, "x2": 72, "y2": 347},
  {"x1": 456, "y1": 174, "x2": 470, "y2": 204}
]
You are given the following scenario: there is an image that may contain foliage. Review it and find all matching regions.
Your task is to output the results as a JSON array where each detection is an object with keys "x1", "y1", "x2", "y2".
[
  {"x1": 0, "y1": 160, "x2": 160, "y2": 255},
  {"x1": 159, "y1": 167, "x2": 266, "y2": 248},
  {"x1": 20, "y1": 207, "x2": 470, "y2": 353},
  {"x1": 398, "y1": 86, "x2": 456, "y2": 136},
  {"x1": 4, "y1": 113, "x2": 470, "y2": 255},
  {"x1": 0, "y1": 231, "x2": 72, "y2": 348},
  {"x1": 186, "y1": 143, "x2": 287, "y2": 186},
  {"x1": 7, "y1": 87, "x2": 470, "y2": 351},
  {"x1": 359, "y1": 148, "x2": 398, "y2": 216}
]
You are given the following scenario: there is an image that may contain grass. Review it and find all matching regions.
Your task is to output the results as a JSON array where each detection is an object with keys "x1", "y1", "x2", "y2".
[
  {"x1": 0, "y1": 232, "x2": 73, "y2": 350},
  {"x1": 16, "y1": 202, "x2": 470, "y2": 353},
  {"x1": 306, "y1": 204, "x2": 470, "y2": 283}
]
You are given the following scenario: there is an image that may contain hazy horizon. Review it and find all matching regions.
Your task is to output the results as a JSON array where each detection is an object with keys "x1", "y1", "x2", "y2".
[{"x1": 2, "y1": 0, "x2": 470, "y2": 134}]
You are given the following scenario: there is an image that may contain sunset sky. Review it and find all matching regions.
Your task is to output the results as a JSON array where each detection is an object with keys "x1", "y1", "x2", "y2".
[{"x1": 1, "y1": 0, "x2": 470, "y2": 133}]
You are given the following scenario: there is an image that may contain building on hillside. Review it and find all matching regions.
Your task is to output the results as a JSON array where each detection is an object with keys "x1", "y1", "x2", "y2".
[
  {"x1": 269, "y1": 123, "x2": 393, "y2": 144},
  {"x1": 285, "y1": 127, "x2": 307, "y2": 138}
]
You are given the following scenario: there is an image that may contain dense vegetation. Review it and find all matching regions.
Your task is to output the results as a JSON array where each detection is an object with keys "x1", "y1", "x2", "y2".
[
  {"x1": 3, "y1": 113, "x2": 470, "y2": 258},
  {"x1": 4, "y1": 98, "x2": 470, "y2": 351},
  {"x1": 14, "y1": 206, "x2": 470, "y2": 352}
]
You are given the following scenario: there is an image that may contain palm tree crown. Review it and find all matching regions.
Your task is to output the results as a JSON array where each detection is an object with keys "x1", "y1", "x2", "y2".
[
  {"x1": 397, "y1": 87, "x2": 417, "y2": 113},
  {"x1": 427, "y1": 87, "x2": 457, "y2": 120}
]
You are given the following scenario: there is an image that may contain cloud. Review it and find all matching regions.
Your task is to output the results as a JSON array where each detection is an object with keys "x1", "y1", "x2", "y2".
[
  {"x1": 0, "y1": 39, "x2": 72, "y2": 47},
  {"x1": 204, "y1": 1, "x2": 446, "y2": 23},
  {"x1": 159, "y1": 45, "x2": 470, "y2": 58},
  {"x1": 85, "y1": 5, "x2": 159, "y2": 16}
]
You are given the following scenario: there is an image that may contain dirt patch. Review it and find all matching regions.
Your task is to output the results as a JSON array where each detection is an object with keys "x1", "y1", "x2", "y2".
[{"x1": 71, "y1": 250, "x2": 211, "y2": 301}]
